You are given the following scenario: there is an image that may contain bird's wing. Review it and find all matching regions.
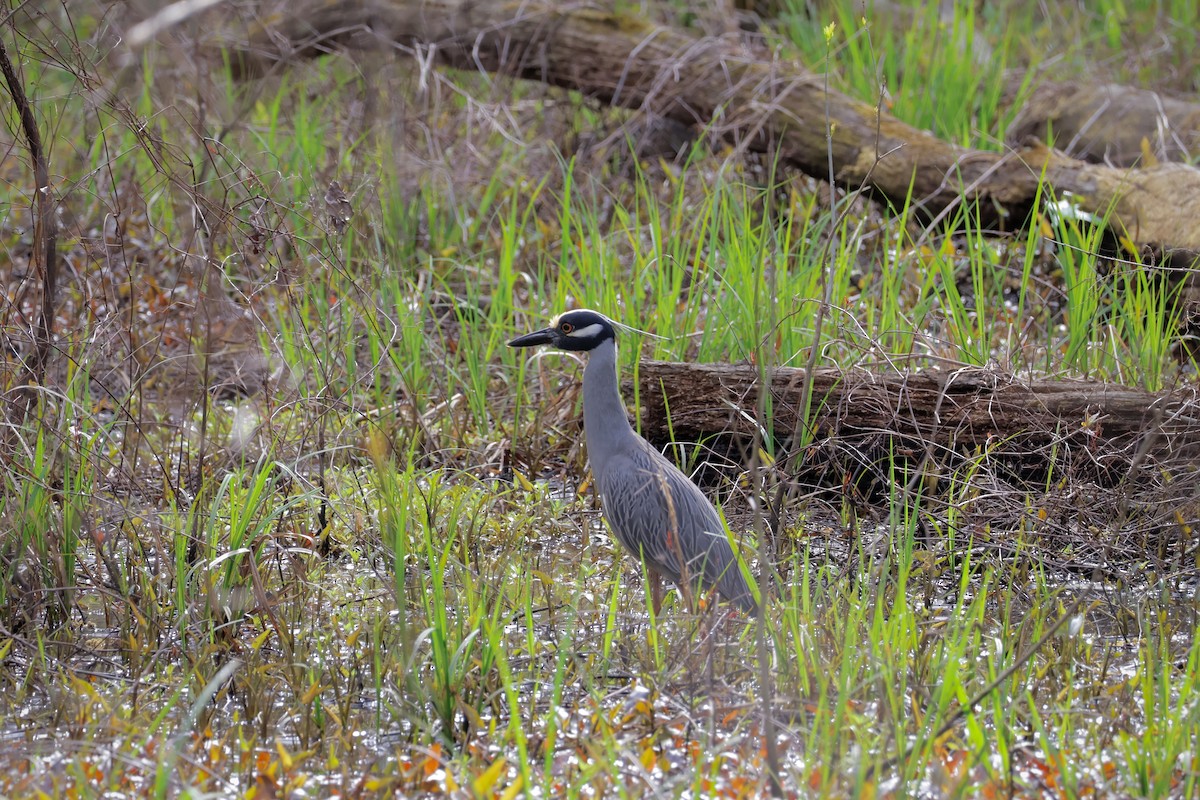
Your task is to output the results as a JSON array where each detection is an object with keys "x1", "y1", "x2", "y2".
[
  {"x1": 597, "y1": 444, "x2": 758, "y2": 611},
  {"x1": 595, "y1": 446, "x2": 731, "y2": 577},
  {"x1": 595, "y1": 448, "x2": 688, "y2": 582},
  {"x1": 657, "y1": 460, "x2": 752, "y2": 599}
]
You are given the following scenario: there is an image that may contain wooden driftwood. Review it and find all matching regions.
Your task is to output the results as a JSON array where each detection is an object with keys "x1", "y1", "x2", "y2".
[
  {"x1": 224, "y1": 0, "x2": 1200, "y2": 257},
  {"x1": 629, "y1": 360, "x2": 1200, "y2": 484}
]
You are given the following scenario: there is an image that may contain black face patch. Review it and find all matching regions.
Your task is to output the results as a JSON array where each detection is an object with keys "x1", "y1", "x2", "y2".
[{"x1": 508, "y1": 310, "x2": 618, "y2": 352}]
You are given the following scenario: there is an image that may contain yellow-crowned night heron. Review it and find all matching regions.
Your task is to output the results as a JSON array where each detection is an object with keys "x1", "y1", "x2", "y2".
[{"x1": 509, "y1": 309, "x2": 758, "y2": 613}]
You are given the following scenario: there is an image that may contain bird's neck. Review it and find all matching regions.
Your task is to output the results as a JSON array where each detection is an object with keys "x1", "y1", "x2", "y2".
[{"x1": 582, "y1": 338, "x2": 634, "y2": 468}]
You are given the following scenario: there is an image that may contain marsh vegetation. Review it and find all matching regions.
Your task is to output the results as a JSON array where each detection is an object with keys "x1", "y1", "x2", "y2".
[{"x1": 1, "y1": 0, "x2": 1198, "y2": 796}]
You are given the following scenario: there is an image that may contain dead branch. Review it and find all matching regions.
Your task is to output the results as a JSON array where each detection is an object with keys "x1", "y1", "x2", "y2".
[{"x1": 0, "y1": 30, "x2": 58, "y2": 395}]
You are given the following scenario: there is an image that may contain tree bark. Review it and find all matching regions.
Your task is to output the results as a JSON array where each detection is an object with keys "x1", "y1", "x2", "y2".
[
  {"x1": 227, "y1": 0, "x2": 1200, "y2": 257},
  {"x1": 629, "y1": 360, "x2": 1199, "y2": 484}
]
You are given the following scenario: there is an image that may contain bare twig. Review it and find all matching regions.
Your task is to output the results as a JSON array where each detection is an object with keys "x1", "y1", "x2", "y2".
[{"x1": 0, "y1": 27, "x2": 58, "y2": 400}]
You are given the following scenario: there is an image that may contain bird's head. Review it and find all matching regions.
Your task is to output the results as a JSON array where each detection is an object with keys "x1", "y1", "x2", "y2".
[{"x1": 508, "y1": 309, "x2": 617, "y2": 352}]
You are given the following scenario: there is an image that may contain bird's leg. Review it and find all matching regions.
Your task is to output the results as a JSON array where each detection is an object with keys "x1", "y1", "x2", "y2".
[{"x1": 650, "y1": 569, "x2": 664, "y2": 615}]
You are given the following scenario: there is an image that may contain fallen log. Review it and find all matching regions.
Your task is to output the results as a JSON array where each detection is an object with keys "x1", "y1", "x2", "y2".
[
  {"x1": 1008, "y1": 81, "x2": 1200, "y2": 168},
  {"x1": 629, "y1": 360, "x2": 1200, "y2": 486},
  {"x1": 222, "y1": 0, "x2": 1200, "y2": 256}
]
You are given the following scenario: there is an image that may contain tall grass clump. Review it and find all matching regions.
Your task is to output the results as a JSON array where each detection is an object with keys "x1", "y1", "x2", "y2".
[
  {"x1": 779, "y1": 0, "x2": 1035, "y2": 148},
  {"x1": 1107, "y1": 259, "x2": 1185, "y2": 392},
  {"x1": 522, "y1": 156, "x2": 874, "y2": 375}
]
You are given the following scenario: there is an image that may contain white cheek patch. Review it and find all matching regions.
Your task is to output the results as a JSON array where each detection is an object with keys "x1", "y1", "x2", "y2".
[{"x1": 567, "y1": 323, "x2": 605, "y2": 339}]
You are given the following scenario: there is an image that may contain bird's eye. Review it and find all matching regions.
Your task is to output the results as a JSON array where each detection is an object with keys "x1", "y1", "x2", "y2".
[{"x1": 560, "y1": 322, "x2": 574, "y2": 333}]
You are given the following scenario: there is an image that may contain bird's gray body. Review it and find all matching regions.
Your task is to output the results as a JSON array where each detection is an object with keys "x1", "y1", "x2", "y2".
[
  {"x1": 583, "y1": 339, "x2": 756, "y2": 611},
  {"x1": 510, "y1": 310, "x2": 757, "y2": 613}
]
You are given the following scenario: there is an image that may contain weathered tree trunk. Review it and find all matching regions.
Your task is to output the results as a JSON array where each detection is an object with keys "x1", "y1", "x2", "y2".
[
  {"x1": 229, "y1": 0, "x2": 1200, "y2": 257},
  {"x1": 629, "y1": 360, "x2": 1199, "y2": 484}
]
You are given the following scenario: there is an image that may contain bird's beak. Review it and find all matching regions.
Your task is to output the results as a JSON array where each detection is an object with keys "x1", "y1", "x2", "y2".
[{"x1": 507, "y1": 327, "x2": 555, "y2": 348}]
